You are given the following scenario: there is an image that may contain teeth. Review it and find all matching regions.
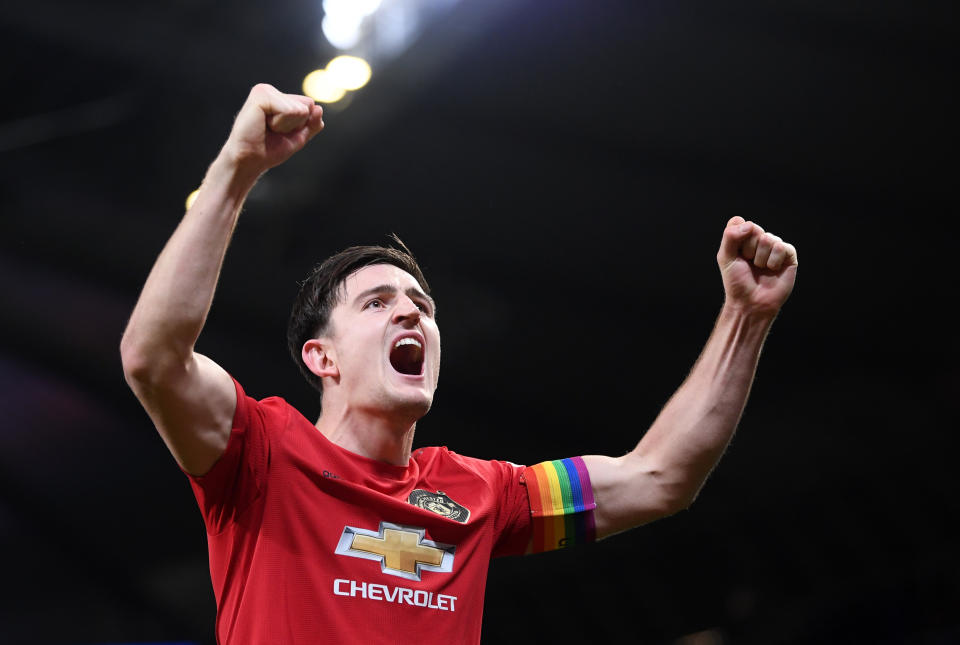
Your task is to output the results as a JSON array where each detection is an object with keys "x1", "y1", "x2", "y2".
[{"x1": 394, "y1": 338, "x2": 422, "y2": 349}]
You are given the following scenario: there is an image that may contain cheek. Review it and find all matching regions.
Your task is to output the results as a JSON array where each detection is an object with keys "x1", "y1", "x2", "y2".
[
  {"x1": 432, "y1": 340, "x2": 442, "y2": 375},
  {"x1": 342, "y1": 337, "x2": 382, "y2": 370},
  {"x1": 429, "y1": 329, "x2": 441, "y2": 364}
]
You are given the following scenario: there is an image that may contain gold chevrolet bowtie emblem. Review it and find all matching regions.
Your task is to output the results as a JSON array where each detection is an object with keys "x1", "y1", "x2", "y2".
[
  {"x1": 352, "y1": 528, "x2": 444, "y2": 573},
  {"x1": 335, "y1": 522, "x2": 456, "y2": 581}
]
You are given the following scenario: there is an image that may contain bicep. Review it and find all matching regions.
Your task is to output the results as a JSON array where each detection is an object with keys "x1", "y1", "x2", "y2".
[
  {"x1": 127, "y1": 352, "x2": 236, "y2": 476},
  {"x1": 582, "y1": 453, "x2": 682, "y2": 540}
]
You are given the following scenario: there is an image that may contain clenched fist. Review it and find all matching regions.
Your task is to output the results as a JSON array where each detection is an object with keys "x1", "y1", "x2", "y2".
[
  {"x1": 220, "y1": 84, "x2": 325, "y2": 179},
  {"x1": 717, "y1": 216, "x2": 798, "y2": 316}
]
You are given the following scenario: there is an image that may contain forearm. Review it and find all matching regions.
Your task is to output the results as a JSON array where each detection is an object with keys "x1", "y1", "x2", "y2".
[
  {"x1": 120, "y1": 155, "x2": 258, "y2": 376},
  {"x1": 586, "y1": 218, "x2": 796, "y2": 539},
  {"x1": 628, "y1": 303, "x2": 775, "y2": 507}
]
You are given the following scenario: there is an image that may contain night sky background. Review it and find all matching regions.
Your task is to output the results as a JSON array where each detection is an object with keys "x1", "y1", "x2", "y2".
[{"x1": 0, "y1": 1, "x2": 956, "y2": 643}]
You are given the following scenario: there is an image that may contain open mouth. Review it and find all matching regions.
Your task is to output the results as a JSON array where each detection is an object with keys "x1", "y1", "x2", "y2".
[{"x1": 389, "y1": 337, "x2": 424, "y2": 376}]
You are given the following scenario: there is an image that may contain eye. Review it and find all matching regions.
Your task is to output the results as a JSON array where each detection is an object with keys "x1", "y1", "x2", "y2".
[{"x1": 364, "y1": 298, "x2": 385, "y2": 310}]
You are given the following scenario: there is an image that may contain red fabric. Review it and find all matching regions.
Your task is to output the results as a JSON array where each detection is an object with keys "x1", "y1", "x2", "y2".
[{"x1": 188, "y1": 379, "x2": 532, "y2": 644}]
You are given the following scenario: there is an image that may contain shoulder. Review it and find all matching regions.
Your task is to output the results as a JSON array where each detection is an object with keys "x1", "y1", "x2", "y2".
[
  {"x1": 415, "y1": 446, "x2": 525, "y2": 484},
  {"x1": 256, "y1": 395, "x2": 298, "y2": 418},
  {"x1": 234, "y1": 383, "x2": 302, "y2": 433}
]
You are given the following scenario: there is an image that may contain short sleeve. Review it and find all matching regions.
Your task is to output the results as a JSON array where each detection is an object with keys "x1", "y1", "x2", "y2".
[
  {"x1": 522, "y1": 457, "x2": 597, "y2": 553},
  {"x1": 187, "y1": 378, "x2": 275, "y2": 534},
  {"x1": 489, "y1": 460, "x2": 533, "y2": 558}
]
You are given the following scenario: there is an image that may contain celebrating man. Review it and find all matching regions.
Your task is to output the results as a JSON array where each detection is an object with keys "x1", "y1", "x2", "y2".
[{"x1": 120, "y1": 84, "x2": 798, "y2": 644}]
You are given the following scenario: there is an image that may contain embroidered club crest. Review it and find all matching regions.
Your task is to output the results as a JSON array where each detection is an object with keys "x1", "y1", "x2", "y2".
[{"x1": 408, "y1": 489, "x2": 471, "y2": 523}]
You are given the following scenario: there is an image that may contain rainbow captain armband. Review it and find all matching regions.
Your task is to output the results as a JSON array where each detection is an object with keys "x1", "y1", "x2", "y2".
[{"x1": 523, "y1": 457, "x2": 597, "y2": 553}]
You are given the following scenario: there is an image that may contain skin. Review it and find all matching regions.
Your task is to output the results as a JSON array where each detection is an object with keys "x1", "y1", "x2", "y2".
[
  {"x1": 121, "y1": 84, "x2": 324, "y2": 476},
  {"x1": 120, "y1": 84, "x2": 798, "y2": 544},
  {"x1": 303, "y1": 264, "x2": 441, "y2": 465},
  {"x1": 586, "y1": 216, "x2": 798, "y2": 538}
]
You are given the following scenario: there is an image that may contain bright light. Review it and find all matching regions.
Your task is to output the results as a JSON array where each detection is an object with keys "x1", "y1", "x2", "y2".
[
  {"x1": 322, "y1": 14, "x2": 363, "y2": 50},
  {"x1": 326, "y1": 56, "x2": 372, "y2": 91},
  {"x1": 321, "y1": 0, "x2": 381, "y2": 49},
  {"x1": 323, "y1": 0, "x2": 380, "y2": 18},
  {"x1": 185, "y1": 188, "x2": 200, "y2": 210},
  {"x1": 356, "y1": 0, "x2": 381, "y2": 15},
  {"x1": 302, "y1": 69, "x2": 347, "y2": 103}
]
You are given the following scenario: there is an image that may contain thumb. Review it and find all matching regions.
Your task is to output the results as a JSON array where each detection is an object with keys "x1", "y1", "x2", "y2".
[
  {"x1": 264, "y1": 94, "x2": 312, "y2": 134},
  {"x1": 268, "y1": 110, "x2": 310, "y2": 134},
  {"x1": 717, "y1": 217, "x2": 754, "y2": 268}
]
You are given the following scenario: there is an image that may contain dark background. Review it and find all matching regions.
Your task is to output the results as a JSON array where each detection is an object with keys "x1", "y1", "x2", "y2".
[{"x1": 0, "y1": 1, "x2": 955, "y2": 643}]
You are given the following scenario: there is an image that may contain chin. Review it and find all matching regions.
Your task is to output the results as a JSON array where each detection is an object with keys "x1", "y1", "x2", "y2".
[
  {"x1": 392, "y1": 392, "x2": 433, "y2": 421},
  {"x1": 383, "y1": 369, "x2": 436, "y2": 419}
]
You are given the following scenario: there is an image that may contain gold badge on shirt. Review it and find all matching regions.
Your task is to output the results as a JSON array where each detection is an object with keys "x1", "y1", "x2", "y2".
[{"x1": 408, "y1": 489, "x2": 471, "y2": 523}]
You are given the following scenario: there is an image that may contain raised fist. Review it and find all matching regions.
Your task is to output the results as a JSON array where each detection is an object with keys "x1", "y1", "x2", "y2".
[
  {"x1": 717, "y1": 216, "x2": 798, "y2": 316},
  {"x1": 221, "y1": 83, "x2": 325, "y2": 177}
]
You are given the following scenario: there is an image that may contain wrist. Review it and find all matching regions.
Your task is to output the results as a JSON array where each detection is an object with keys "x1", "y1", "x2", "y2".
[
  {"x1": 205, "y1": 149, "x2": 264, "y2": 200},
  {"x1": 719, "y1": 300, "x2": 779, "y2": 329}
]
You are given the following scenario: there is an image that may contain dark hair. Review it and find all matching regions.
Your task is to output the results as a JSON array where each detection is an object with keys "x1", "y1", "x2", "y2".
[{"x1": 286, "y1": 235, "x2": 430, "y2": 401}]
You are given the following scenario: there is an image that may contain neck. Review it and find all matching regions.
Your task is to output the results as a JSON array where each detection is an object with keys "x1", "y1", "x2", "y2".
[{"x1": 315, "y1": 400, "x2": 417, "y2": 466}]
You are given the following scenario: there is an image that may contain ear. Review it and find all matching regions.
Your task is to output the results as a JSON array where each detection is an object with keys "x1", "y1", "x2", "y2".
[{"x1": 302, "y1": 338, "x2": 340, "y2": 381}]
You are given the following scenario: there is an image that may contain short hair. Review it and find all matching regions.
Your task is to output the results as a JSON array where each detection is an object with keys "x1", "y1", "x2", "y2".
[{"x1": 286, "y1": 235, "x2": 430, "y2": 401}]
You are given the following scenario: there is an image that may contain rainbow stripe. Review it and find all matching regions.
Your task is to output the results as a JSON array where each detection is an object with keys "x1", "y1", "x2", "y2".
[{"x1": 524, "y1": 457, "x2": 596, "y2": 553}]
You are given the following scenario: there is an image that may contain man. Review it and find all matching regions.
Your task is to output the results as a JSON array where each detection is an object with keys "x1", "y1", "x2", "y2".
[{"x1": 121, "y1": 84, "x2": 797, "y2": 644}]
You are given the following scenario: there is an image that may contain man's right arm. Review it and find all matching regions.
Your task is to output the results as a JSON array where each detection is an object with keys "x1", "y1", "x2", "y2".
[{"x1": 120, "y1": 84, "x2": 324, "y2": 476}]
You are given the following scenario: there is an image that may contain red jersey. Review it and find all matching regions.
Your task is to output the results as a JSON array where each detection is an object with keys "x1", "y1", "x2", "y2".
[{"x1": 188, "y1": 380, "x2": 534, "y2": 644}]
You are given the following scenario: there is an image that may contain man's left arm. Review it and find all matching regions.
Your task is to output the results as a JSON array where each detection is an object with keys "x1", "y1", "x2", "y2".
[{"x1": 584, "y1": 216, "x2": 798, "y2": 539}]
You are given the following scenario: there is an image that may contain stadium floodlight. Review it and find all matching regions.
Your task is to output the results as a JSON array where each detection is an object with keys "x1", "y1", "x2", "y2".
[
  {"x1": 326, "y1": 56, "x2": 372, "y2": 91},
  {"x1": 321, "y1": 0, "x2": 381, "y2": 50},
  {"x1": 303, "y1": 69, "x2": 347, "y2": 103}
]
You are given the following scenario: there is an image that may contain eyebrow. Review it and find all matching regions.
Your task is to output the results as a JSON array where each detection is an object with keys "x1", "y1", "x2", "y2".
[{"x1": 352, "y1": 284, "x2": 436, "y2": 312}]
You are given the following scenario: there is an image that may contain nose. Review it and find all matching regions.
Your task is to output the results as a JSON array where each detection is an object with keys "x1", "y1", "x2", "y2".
[{"x1": 392, "y1": 295, "x2": 421, "y2": 326}]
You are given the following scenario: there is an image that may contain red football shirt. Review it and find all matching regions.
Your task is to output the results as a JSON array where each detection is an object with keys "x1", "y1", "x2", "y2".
[{"x1": 188, "y1": 379, "x2": 533, "y2": 644}]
